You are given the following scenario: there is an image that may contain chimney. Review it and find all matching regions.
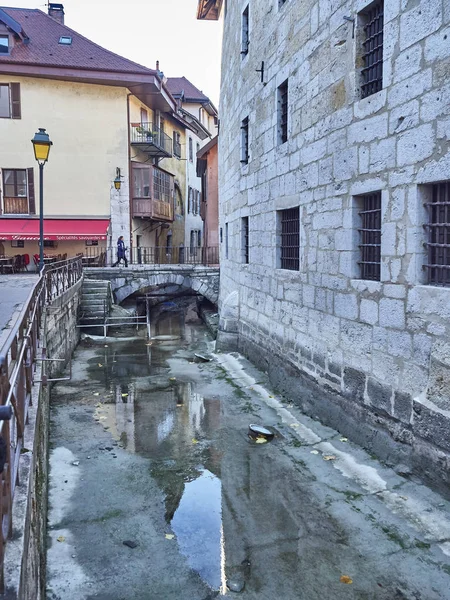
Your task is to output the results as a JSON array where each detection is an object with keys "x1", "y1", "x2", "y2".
[
  {"x1": 156, "y1": 60, "x2": 159, "y2": 71},
  {"x1": 48, "y1": 3, "x2": 65, "y2": 24}
]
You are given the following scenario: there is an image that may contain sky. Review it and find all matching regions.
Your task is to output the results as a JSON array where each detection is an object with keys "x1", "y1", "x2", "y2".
[{"x1": 3, "y1": 0, "x2": 223, "y2": 105}]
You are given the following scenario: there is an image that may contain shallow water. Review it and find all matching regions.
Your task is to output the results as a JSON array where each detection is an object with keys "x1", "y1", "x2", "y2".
[{"x1": 47, "y1": 299, "x2": 450, "y2": 600}]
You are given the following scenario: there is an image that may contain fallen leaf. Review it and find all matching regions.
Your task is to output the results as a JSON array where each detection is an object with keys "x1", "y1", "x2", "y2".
[
  {"x1": 93, "y1": 392, "x2": 100, "y2": 396},
  {"x1": 310, "y1": 450, "x2": 319, "y2": 455},
  {"x1": 268, "y1": 395, "x2": 273, "y2": 398},
  {"x1": 400, "y1": 496, "x2": 408, "y2": 501},
  {"x1": 121, "y1": 393, "x2": 128, "y2": 398},
  {"x1": 290, "y1": 423, "x2": 299, "y2": 428},
  {"x1": 340, "y1": 437, "x2": 348, "y2": 442},
  {"x1": 165, "y1": 534, "x2": 175, "y2": 540},
  {"x1": 98, "y1": 363, "x2": 103, "y2": 367},
  {"x1": 57, "y1": 536, "x2": 65, "y2": 543},
  {"x1": 340, "y1": 575, "x2": 353, "y2": 584},
  {"x1": 169, "y1": 377, "x2": 176, "y2": 381},
  {"x1": 255, "y1": 437, "x2": 267, "y2": 444},
  {"x1": 192, "y1": 438, "x2": 199, "y2": 444},
  {"x1": 323, "y1": 455, "x2": 337, "y2": 461},
  {"x1": 146, "y1": 342, "x2": 153, "y2": 346}
]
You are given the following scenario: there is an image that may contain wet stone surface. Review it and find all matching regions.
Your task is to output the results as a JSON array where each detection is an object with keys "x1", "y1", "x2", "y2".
[{"x1": 46, "y1": 299, "x2": 450, "y2": 600}]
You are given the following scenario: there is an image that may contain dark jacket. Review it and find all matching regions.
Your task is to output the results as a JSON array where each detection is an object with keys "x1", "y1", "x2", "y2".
[{"x1": 117, "y1": 238, "x2": 126, "y2": 258}]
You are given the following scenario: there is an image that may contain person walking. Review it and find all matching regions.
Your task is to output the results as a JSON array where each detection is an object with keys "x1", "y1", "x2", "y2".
[{"x1": 113, "y1": 236, "x2": 128, "y2": 267}]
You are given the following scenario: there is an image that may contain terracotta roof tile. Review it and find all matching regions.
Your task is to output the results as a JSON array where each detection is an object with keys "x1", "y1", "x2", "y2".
[
  {"x1": 0, "y1": 7, "x2": 155, "y2": 75},
  {"x1": 166, "y1": 76, "x2": 210, "y2": 102}
]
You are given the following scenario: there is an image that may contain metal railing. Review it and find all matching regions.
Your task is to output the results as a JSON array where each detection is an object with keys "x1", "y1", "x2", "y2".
[
  {"x1": 0, "y1": 255, "x2": 82, "y2": 593},
  {"x1": 82, "y1": 246, "x2": 219, "y2": 267},
  {"x1": 130, "y1": 122, "x2": 173, "y2": 156}
]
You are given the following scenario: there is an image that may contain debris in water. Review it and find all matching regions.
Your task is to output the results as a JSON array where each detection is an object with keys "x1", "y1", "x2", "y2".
[
  {"x1": 123, "y1": 540, "x2": 139, "y2": 549},
  {"x1": 340, "y1": 437, "x2": 348, "y2": 442},
  {"x1": 165, "y1": 534, "x2": 175, "y2": 540},
  {"x1": 98, "y1": 363, "x2": 103, "y2": 367},
  {"x1": 310, "y1": 450, "x2": 319, "y2": 455},
  {"x1": 227, "y1": 579, "x2": 245, "y2": 592},
  {"x1": 255, "y1": 437, "x2": 267, "y2": 444},
  {"x1": 290, "y1": 423, "x2": 299, "y2": 428},
  {"x1": 93, "y1": 392, "x2": 99, "y2": 396},
  {"x1": 169, "y1": 377, "x2": 177, "y2": 381},
  {"x1": 71, "y1": 461, "x2": 80, "y2": 466},
  {"x1": 121, "y1": 393, "x2": 128, "y2": 398},
  {"x1": 57, "y1": 536, "x2": 65, "y2": 543},
  {"x1": 323, "y1": 455, "x2": 337, "y2": 461},
  {"x1": 340, "y1": 575, "x2": 353, "y2": 584},
  {"x1": 248, "y1": 424, "x2": 274, "y2": 441},
  {"x1": 192, "y1": 438, "x2": 199, "y2": 444},
  {"x1": 194, "y1": 353, "x2": 211, "y2": 362}
]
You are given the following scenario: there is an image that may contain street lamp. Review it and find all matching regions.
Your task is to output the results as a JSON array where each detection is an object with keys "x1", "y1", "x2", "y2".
[
  {"x1": 31, "y1": 128, "x2": 52, "y2": 272},
  {"x1": 114, "y1": 167, "x2": 122, "y2": 191}
]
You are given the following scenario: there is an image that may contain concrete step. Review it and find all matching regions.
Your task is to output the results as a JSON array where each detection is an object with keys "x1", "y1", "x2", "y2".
[{"x1": 81, "y1": 297, "x2": 109, "y2": 305}]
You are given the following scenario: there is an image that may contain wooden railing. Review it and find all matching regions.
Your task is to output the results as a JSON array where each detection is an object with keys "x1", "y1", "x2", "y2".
[
  {"x1": 132, "y1": 198, "x2": 173, "y2": 221},
  {"x1": 0, "y1": 255, "x2": 82, "y2": 593},
  {"x1": 3, "y1": 197, "x2": 29, "y2": 215}
]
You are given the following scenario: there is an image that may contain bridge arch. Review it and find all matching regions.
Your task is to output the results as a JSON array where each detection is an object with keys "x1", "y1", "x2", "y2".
[{"x1": 84, "y1": 266, "x2": 220, "y2": 306}]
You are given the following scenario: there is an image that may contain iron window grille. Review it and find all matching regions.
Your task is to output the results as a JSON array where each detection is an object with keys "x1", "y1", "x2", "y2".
[
  {"x1": 280, "y1": 207, "x2": 299, "y2": 271},
  {"x1": 360, "y1": 1, "x2": 384, "y2": 99},
  {"x1": 241, "y1": 5, "x2": 249, "y2": 57},
  {"x1": 278, "y1": 80, "x2": 288, "y2": 144},
  {"x1": 358, "y1": 192, "x2": 381, "y2": 281},
  {"x1": 189, "y1": 137, "x2": 193, "y2": 162},
  {"x1": 242, "y1": 216, "x2": 249, "y2": 264},
  {"x1": 241, "y1": 117, "x2": 249, "y2": 164},
  {"x1": 225, "y1": 223, "x2": 229, "y2": 259},
  {"x1": 279, "y1": 0, "x2": 288, "y2": 7},
  {"x1": 424, "y1": 181, "x2": 450, "y2": 287}
]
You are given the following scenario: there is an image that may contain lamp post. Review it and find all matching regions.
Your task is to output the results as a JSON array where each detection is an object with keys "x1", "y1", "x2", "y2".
[{"x1": 31, "y1": 128, "x2": 52, "y2": 272}]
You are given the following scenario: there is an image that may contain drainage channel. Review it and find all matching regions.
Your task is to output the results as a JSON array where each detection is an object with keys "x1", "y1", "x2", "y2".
[{"x1": 46, "y1": 297, "x2": 450, "y2": 600}]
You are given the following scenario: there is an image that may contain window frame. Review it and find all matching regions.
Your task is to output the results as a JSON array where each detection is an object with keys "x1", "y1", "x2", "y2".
[
  {"x1": 241, "y1": 117, "x2": 249, "y2": 164},
  {"x1": 0, "y1": 34, "x2": 9, "y2": 55},
  {"x1": 359, "y1": 0, "x2": 384, "y2": 99},
  {"x1": 189, "y1": 137, "x2": 193, "y2": 162},
  {"x1": 242, "y1": 216, "x2": 249, "y2": 264},
  {"x1": 279, "y1": 207, "x2": 300, "y2": 271},
  {"x1": 277, "y1": 80, "x2": 289, "y2": 145},
  {"x1": 424, "y1": 181, "x2": 450, "y2": 287},
  {"x1": 241, "y1": 5, "x2": 249, "y2": 58},
  {"x1": 357, "y1": 191, "x2": 382, "y2": 281},
  {"x1": 0, "y1": 82, "x2": 21, "y2": 119}
]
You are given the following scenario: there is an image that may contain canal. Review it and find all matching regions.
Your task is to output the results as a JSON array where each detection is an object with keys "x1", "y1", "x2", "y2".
[{"x1": 46, "y1": 298, "x2": 450, "y2": 600}]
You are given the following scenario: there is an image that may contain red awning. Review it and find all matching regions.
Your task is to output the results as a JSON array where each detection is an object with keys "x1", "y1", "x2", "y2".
[{"x1": 0, "y1": 219, "x2": 110, "y2": 241}]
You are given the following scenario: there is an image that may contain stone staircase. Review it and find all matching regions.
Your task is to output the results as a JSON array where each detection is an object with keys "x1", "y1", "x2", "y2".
[{"x1": 79, "y1": 279, "x2": 112, "y2": 329}]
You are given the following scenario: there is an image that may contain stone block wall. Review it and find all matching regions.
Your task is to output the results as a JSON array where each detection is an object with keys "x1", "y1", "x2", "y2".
[{"x1": 218, "y1": 0, "x2": 450, "y2": 488}]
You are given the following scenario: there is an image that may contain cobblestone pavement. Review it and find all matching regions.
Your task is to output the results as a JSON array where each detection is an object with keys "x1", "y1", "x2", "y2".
[{"x1": 0, "y1": 274, "x2": 39, "y2": 347}]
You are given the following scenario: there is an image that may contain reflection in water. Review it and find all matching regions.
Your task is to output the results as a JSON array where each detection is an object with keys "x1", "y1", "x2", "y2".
[{"x1": 171, "y1": 469, "x2": 222, "y2": 590}]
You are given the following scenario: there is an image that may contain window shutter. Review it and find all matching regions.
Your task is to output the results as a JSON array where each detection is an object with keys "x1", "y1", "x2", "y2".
[
  {"x1": 27, "y1": 168, "x2": 35, "y2": 214},
  {"x1": 10, "y1": 83, "x2": 21, "y2": 119}
]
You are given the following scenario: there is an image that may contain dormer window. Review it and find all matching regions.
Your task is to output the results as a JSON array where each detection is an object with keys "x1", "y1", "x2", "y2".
[
  {"x1": 58, "y1": 36, "x2": 72, "y2": 45},
  {"x1": 0, "y1": 34, "x2": 9, "y2": 54}
]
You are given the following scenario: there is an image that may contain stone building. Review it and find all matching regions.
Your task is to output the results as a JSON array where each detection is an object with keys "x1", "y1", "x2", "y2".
[{"x1": 199, "y1": 0, "x2": 450, "y2": 491}]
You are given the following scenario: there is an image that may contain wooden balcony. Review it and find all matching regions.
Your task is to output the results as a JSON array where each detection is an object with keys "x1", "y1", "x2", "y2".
[
  {"x1": 3, "y1": 197, "x2": 29, "y2": 214},
  {"x1": 132, "y1": 198, "x2": 173, "y2": 222}
]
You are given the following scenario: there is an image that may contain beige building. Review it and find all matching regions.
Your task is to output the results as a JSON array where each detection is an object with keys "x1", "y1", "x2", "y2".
[{"x1": 0, "y1": 4, "x2": 196, "y2": 267}]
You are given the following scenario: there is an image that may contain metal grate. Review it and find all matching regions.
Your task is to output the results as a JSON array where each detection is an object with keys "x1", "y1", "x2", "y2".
[
  {"x1": 358, "y1": 192, "x2": 381, "y2": 281},
  {"x1": 361, "y1": 1, "x2": 384, "y2": 99},
  {"x1": 242, "y1": 216, "x2": 249, "y2": 263},
  {"x1": 241, "y1": 5, "x2": 249, "y2": 56},
  {"x1": 280, "y1": 207, "x2": 299, "y2": 270},
  {"x1": 424, "y1": 181, "x2": 450, "y2": 287},
  {"x1": 278, "y1": 80, "x2": 288, "y2": 144}
]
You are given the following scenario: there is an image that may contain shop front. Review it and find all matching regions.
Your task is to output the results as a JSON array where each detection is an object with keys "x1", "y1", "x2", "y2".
[{"x1": 0, "y1": 218, "x2": 109, "y2": 271}]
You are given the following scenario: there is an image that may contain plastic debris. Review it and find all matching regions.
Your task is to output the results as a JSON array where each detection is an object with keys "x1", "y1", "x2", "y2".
[
  {"x1": 340, "y1": 437, "x2": 348, "y2": 442},
  {"x1": 165, "y1": 534, "x2": 175, "y2": 540},
  {"x1": 310, "y1": 450, "x2": 319, "y2": 455},
  {"x1": 323, "y1": 455, "x2": 337, "y2": 461}
]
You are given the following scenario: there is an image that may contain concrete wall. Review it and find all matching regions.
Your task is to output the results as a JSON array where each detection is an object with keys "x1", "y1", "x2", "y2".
[
  {"x1": 218, "y1": 0, "x2": 450, "y2": 490},
  {"x1": 4, "y1": 280, "x2": 82, "y2": 598},
  {"x1": 0, "y1": 76, "x2": 130, "y2": 245}
]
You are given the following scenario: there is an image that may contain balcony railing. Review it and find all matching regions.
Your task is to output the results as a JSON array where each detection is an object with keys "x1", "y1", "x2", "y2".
[
  {"x1": 130, "y1": 122, "x2": 172, "y2": 158},
  {"x1": 82, "y1": 245, "x2": 219, "y2": 267},
  {"x1": 3, "y1": 197, "x2": 29, "y2": 214},
  {"x1": 132, "y1": 198, "x2": 173, "y2": 222}
]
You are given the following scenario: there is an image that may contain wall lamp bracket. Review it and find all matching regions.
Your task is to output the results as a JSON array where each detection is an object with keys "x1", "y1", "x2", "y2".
[{"x1": 256, "y1": 61, "x2": 265, "y2": 84}]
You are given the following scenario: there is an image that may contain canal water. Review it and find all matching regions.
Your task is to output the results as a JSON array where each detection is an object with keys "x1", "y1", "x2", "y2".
[{"x1": 46, "y1": 298, "x2": 450, "y2": 600}]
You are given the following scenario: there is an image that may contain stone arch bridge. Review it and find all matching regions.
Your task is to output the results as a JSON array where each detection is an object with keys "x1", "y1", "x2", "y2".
[{"x1": 84, "y1": 265, "x2": 220, "y2": 305}]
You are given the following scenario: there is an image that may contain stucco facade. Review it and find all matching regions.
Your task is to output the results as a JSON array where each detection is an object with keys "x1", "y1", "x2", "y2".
[{"x1": 216, "y1": 0, "x2": 450, "y2": 490}]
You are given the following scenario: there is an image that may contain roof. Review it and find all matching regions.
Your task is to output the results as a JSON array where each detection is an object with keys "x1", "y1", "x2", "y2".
[
  {"x1": 166, "y1": 76, "x2": 210, "y2": 103},
  {"x1": 197, "y1": 135, "x2": 218, "y2": 159},
  {"x1": 197, "y1": 0, "x2": 222, "y2": 20},
  {"x1": 0, "y1": 7, "x2": 156, "y2": 75}
]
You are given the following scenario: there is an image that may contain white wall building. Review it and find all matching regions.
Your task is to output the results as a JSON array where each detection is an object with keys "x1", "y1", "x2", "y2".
[
  {"x1": 167, "y1": 77, "x2": 218, "y2": 255},
  {"x1": 199, "y1": 0, "x2": 450, "y2": 492}
]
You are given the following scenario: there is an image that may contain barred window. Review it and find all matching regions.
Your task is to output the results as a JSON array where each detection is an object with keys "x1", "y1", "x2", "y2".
[
  {"x1": 424, "y1": 181, "x2": 450, "y2": 287},
  {"x1": 241, "y1": 117, "x2": 249, "y2": 164},
  {"x1": 242, "y1": 216, "x2": 249, "y2": 264},
  {"x1": 279, "y1": 207, "x2": 299, "y2": 271},
  {"x1": 242, "y1": 5, "x2": 249, "y2": 57},
  {"x1": 278, "y1": 80, "x2": 288, "y2": 144},
  {"x1": 279, "y1": 0, "x2": 288, "y2": 7},
  {"x1": 360, "y1": 1, "x2": 384, "y2": 98},
  {"x1": 358, "y1": 192, "x2": 381, "y2": 281}
]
